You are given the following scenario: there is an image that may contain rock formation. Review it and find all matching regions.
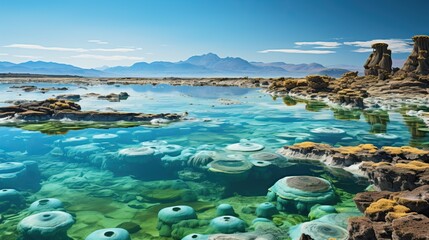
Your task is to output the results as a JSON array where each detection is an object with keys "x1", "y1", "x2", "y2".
[
  {"x1": 277, "y1": 142, "x2": 429, "y2": 169},
  {"x1": 401, "y1": 35, "x2": 429, "y2": 75},
  {"x1": 0, "y1": 98, "x2": 183, "y2": 122},
  {"x1": 364, "y1": 43, "x2": 392, "y2": 76},
  {"x1": 350, "y1": 185, "x2": 429, "y2": 239}
]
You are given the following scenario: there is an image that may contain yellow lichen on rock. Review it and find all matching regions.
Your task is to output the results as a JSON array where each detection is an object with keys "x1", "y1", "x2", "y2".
[
  {"x1": 365, "y1": 198, "x2": 410, "y2": 215},
  {"x1": 290, "y1": 141, "x2": 319, "y2": 149},
  {"x1": 337, "y1": 144, "x2": 378, "y2": 154},
  {"x1": 394, "y1": 161, "x2": 429, "y2": 171},
  {"x1": 382, "y1": 146, "x2": 429, "y2": 155},
  {"x1": 362, "y1": 161, "x2": 390, "y2": 168}
]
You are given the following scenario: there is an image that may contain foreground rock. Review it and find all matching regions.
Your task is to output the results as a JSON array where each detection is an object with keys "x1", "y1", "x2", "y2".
[
  {"x1": 349, "y1": 185, "x2": 429, "y2": 240},
  {"x1": 0, "y1": 98, "x2": 183, "y2": 122}
]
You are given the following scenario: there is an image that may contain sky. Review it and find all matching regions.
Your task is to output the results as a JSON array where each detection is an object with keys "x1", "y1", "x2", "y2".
[{"x1": 0, "y1": 0, "x2": 428, "y2": 69}]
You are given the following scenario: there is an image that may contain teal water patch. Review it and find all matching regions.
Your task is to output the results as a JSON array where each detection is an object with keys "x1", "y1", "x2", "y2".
[{"x1": 0, "y1": 83, "x2": 428, "y2": 239}]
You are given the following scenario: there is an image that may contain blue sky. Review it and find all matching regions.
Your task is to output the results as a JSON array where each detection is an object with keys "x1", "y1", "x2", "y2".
[{"x1": 0, "y1": 0, "x2": 427, "y2": 68}]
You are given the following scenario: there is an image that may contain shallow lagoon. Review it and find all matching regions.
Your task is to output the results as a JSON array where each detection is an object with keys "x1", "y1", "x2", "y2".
[{"x1": 0, "y1": 83, "x2": 428, "y2": 239}]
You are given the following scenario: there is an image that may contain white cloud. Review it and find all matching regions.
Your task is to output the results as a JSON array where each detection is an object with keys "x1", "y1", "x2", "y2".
[
  {"x1": 343, "y1": 39, "x2": 413, "y2": 53},
  {"x1": 3, "y1": 44, "x2": 141, "y2": 53},
  {"x1": 13, "y1": 55, "x2": 41, "y2": 59},
  {"x1": 0, "y1": 53, "x2": 8, "y2": 56},
  {"x1": 70, "y1": 54, "x2": 144, "y2": 61},
  {"x1": 88, "y1": 39, "x2": 108, "y2": 45},
  {"x1": 4, "y1": 44, "x2": 87, "y2": 52},
  {"x1": 295, "y1": 41, "x2": 342, "y2": 49},
  {"x1": 91, "y1": 48, "x2": 136, "y2": 53},
  {"x1": 259, "y1": 49, "x2": 335, "y2": 54}
]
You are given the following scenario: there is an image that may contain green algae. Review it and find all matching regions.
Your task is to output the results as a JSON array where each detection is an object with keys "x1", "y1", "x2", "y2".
[
  {"x1": 332, "y1": 108, "x2": 362, "y2": 120},
  {"x1": 1, "y1": 121, "x2": 147, "y2": 135},
  {"x1": 140, "y1": 189, "x2": 197, "y2": 203}
]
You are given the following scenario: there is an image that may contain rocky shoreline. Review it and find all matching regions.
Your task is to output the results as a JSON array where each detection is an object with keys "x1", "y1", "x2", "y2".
[{"x1": 0, "y1": 98, "x2": 184, "y2": 122}]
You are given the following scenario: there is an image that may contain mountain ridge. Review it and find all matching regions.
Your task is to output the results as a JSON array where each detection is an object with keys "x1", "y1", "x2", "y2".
[{"x1": 0, "y1": 53, "x2": 355, "y2": 78}]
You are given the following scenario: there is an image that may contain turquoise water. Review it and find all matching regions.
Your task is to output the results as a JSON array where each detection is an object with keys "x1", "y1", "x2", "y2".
[{"x1": 0, "y1": 83, "x2": 428, "y2": 239}]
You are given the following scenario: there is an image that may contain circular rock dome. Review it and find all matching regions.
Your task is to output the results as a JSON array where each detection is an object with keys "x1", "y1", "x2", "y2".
[
  {"x1": 255, "y1": 202, "x2": 278, "y2": 219},
  {"x1": 182, "y1": 233, "x2": 209, "y2": 240},
  {"x1": 29, "y1": 198, "x2": 64, "y2": 212},
  {"x1": 295, "y1": 221, "x2": 348, "y2": 240},
  {"x1": 17, "y1": 211, "x2": 75, "y2": 238},
  {"x1": 267, "y1": 176, "x2": 336, "y2": 213},
  {"x1": 275, "y1": 132, "x2": 311, "y2": 139},
  {"x1": 317, "y1": 212, "x2": 362, "y2": 229},
  {"x1": 208, "y1": 160, "x2": 253, "y2": 174},
  {"x1": 209, "y1": 215, "x2": 246, "y2": 234},
  {"x1": 118, "y1": 146, "x2": 156, "y2": 164},
  {"x1": 85, "y1": 228, "x2": 131, "y2": 240},
  {"x1": 226, "y1": 142, "x2": 264, "y2": 152},
  {"x1": 92, "y1": 133, "x2": 118, "y2": 140},
  {"x1": 0, "y1": 162, "x2": 26, "y2": 174},
  {"x1": 216, "y1": 204, "x2": 236, "y2": 217},
  {"x1": 249, "y1": 152, "x2": 287, "y2": 162},
  {"x1": 250, "y1": 160, "x2": 272, "y2": 168},
  {"x1": 310, "y1": 127, "x2": 345, "y2": 135},
  {"x1": 158, "y1": 205, "x2": 197, "y2": 225},
  {"x1": 159, "y1": 144, "x2": 183, "y2": 156},
  {"x1": 188, "y1": 151, "x2": 216, "y2": 168},
  {"x1": 308, "y1": 205, "x2": 337, "y2": 220},
  {"x1": 0, "y1": 188, "x2": 21, "y2": 201}
]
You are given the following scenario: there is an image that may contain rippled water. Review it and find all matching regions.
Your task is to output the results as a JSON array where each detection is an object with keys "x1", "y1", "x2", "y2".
[{"x1": 0, "y1": 83, "x2": 428, "y2": 239}]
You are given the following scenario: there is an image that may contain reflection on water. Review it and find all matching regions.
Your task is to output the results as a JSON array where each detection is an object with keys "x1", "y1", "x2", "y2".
[{"x1": 0, "y1": 83, "x2": 428, "y2": 239}]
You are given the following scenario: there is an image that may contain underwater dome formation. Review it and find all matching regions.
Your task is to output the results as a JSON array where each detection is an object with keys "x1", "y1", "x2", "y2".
[
  {"x1": 226, "y1": 142, "x2": 265, "y2": 152},
  {"x1": 29, "y1": 198, "x2": 64, "y2": 213},
  {"x1": 267, "y1": 176, "x2": 337, "y2": 213},
  {"x1": 289, "y1": 220, "x2": 349, "y2": 240},
  {"x1": 85, "y1": 228, "x2": 131, "y2": 240},
  {"x1": 17, "y1": 211, "x2": 75, "y2": 240},
  {"x1": 157, "y1": 205, "x2": 198, "y2": 237},
  {"x1": 209, "y1": 215, "x2": 246, "y2": 234}
]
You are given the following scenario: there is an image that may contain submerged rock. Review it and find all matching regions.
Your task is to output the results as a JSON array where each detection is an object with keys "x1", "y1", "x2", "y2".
[
  {"x1": 209, "y1": 215, "x2": 246, "y2": 234},
  {"x1": 226, "y1": 142, "x2": 264, "y2": 152},
  {"x1": 290, "y1": 221, "x2": 348, "y2": 240},
  {"x1": 267, "y1": 176, "x2": 337, "y2": 214},
  {"x1": 157, "y1": 205, "x2": 197, "y2": 237},
  {"x1": 85, "y1": 228, "x2": 131, "y2": 240},
  {"x1": 17, "y1": 211, "x2": 75, "y2": 240}
]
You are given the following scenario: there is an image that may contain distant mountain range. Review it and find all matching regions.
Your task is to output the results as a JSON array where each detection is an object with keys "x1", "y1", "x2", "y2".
[{"x1": 0, "y1": 53, "x2": 359, "y2": 78}]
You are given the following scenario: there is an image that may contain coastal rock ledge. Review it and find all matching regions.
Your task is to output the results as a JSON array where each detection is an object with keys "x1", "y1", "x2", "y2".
[{"x1": 0, "y1": 98, "x2": 183, "y2": 122}]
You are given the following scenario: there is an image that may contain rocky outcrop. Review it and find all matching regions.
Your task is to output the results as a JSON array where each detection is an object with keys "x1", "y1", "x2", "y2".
[
  {"x1": 278, "y1": 142, "x2": 429, "y2": 168},
  {"x1": 364, "y1": 43, "x2": 392, "y2": 76},
  {"x1": 350, "y1": 185, "x2": 429, "y2": 240},
  {"x1": 0, "y1": 98, "x2": 183, "y2": 122},
  {"x1": 391, "y1": 214, "x2": 429, "y2": 240},
  {"x1": 360, "y1": 161, "x2": 429, "y2": 191},
  {"x1": 330, "y1": 88, "x2": 366, "y2": 108},
  {"x1": 266, "y1": 36, "x2": 429, "y2": 109},
  {"x1": 56, "y1": 94, "x2": 81, "y2": 101},
  {"x1": 401, "y1": 35, "x2": 429, "y2": 75},
  {"x1": 97, "y1": 92, "x2": 129, "y2": 102}
]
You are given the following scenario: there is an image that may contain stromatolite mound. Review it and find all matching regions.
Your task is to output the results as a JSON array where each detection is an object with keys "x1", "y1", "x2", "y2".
[{"x1": 267, "y1": 176, "x2": 337, "y2": 213}]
